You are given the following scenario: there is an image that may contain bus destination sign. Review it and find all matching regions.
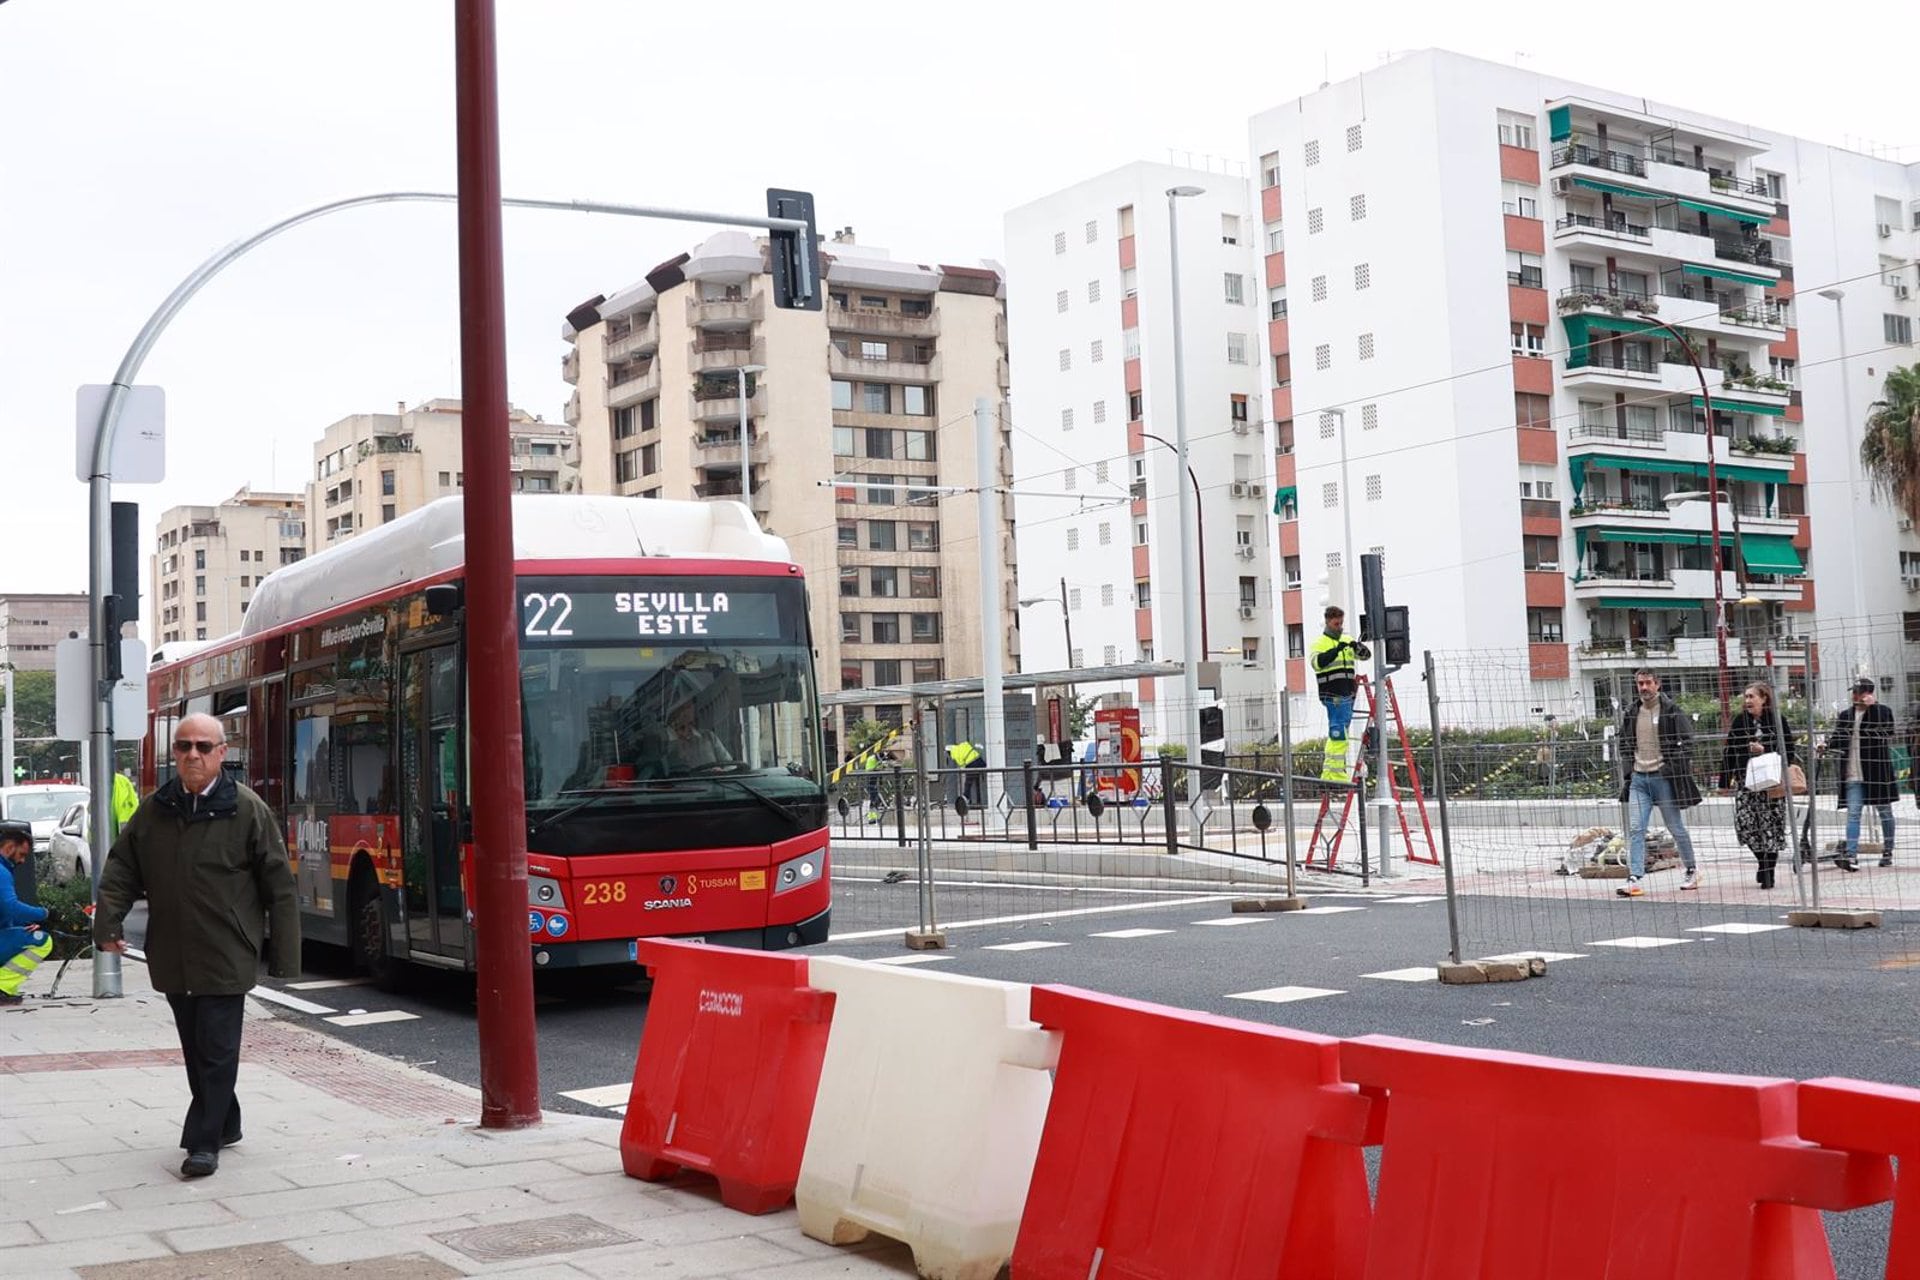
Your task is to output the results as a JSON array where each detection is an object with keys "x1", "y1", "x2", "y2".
[{"x1": 518, "y1": 582, "x2": 786, "y2": 644}]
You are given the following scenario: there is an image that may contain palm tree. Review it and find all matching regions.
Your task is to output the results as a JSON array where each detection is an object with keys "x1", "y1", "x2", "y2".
[{"x1": 1859, "y1": 364, "x2": 1920, "y2": 524}]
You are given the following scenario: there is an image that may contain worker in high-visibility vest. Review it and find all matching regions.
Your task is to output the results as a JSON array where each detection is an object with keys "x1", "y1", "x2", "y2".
[
  {"x1": 859, "y1": 752, "x2": 886, "y2": 818},
  {"x1": 946, "y1": 740, "x2": 985, "y2": 806},
  {"x1": 1310, "y1": 606, "x2": 1371, "y2": 783},
  {"x1": 0, "y1": 820, "x2": 51, "y2": 1006},
  {"x1": 111, "y1": 770, "x2": 139, "y2": 838}
]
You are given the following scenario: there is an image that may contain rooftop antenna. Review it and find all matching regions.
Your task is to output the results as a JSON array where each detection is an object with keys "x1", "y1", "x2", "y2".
[{"x1": 1320, "y1": 51, "x2": 1330, "y2": 90}]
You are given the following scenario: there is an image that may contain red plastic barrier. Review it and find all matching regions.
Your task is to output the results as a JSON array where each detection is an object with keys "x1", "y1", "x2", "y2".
[
  {"x1": 1342, "y1": 1035, "x2": 1892, "y2": 1280},
  {"x1": 1010, "y1": 985, "x2": 1378, "y2": 1280},
  {"x1": 1799, "y1": 1078, "x2": 1919, "y2": 1279},
  {"x1": 619, "y1": 940, "x2": 833, "y2": 1214}
]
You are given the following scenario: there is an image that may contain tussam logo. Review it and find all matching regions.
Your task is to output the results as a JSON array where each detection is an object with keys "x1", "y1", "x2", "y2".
[{"x1": 320, "y1": 616, "x2": 387, "y2": 649}]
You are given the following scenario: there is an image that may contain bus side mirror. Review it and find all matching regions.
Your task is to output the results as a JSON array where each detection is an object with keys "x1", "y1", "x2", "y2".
[{"x1": 424, "y1": 583, "x2": 463, "y2": 618}]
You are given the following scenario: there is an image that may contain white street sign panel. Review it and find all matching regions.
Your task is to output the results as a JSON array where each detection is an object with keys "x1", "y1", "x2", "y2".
[
  {"x1": 76, "y1": 384, "x2": 166, "y2": 484},
  {"x1": 55, "y1": 636, "x2": 149, "y2": 741}
]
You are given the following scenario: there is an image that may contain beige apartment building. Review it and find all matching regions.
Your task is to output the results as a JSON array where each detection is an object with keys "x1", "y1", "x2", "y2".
[
  {"x1": 151, "y1": 488, "x2": 307, "y2": 647},
  {"x1": 308, "y1": 398, "x2": 578, "y2": 549},
  {"x1": 562, "y1": 230, "x2": 1015, "y2": 760},
  {"x1": 0, "y1": 594, "x2": 91, "y2": 672}
]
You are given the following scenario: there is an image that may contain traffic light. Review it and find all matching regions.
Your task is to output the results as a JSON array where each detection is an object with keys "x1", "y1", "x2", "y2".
[
  {"x1": 1380, "y1": 606, "x2": 1412, "y2": 667},
  {"x1": 766, "y1": 188, "x2": 822, "y2": 311}
]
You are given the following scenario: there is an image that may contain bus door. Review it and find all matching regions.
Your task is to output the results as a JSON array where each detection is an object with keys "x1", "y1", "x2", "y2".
[{"x1": 400, "y1": 643, "x2": 467, "y2": 960}]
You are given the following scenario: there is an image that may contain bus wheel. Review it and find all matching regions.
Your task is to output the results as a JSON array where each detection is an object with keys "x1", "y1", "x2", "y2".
[{"x1": 351, "y1": 874, "x2": 399, "y2": 991}]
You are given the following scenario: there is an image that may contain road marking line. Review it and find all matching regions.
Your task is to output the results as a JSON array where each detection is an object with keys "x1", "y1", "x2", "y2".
[
  {"x1": 1687, "y1": 923, "x2": 1791, "y2": 935},
  {"x1": 1192, "y1": 917, "x2": 1272, "y2": 927},
  {"x1": 1588, "y1": 936, "x2": 1693, "y2": 949},
  {"x1": 866, "y1": 954, "x2": 956, "y2": 966},
  {"x1": 1293, "y1": 906, "x2": 1367, "y2": 915},
  {"x1": 285, "y1": 978, "x2": 372, "y2": 991},
  {"x1": 982, "y1": 940, "x2": 1070, "y2": 952},
  {"x1": 828, "y1": 894, "x2": 1236, "y2": 941},
  {"x1": 323, "y1": 1010, "x2": 420, "y2": 1027},
  {"x1": 1226, "y1": 985, "x2": 1344, "y2": 1004},
  {"x1": 249, "y1": 987, "x2": 336, "y2": 1016},
  {"x1": 560, "y1": 1084, "x2": 633, "y2": 1110},
  {"x1": 1479, "y1": 952, "x2": 1587, "y2": 964},
  {"x1": 1362, "y1": 967, "x2": 1440, "y2": 982},
  {"x1": 1374, "y1": 896, "x2": 1447, "y2": 904},
  {"x1": 1089, "y1": 928, "x2": 1175, "y2": 939}
]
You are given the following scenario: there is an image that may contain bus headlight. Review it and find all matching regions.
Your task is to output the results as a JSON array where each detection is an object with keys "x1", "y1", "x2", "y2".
[
  {"x1": 773, "y1": 848, "x2": 824, "y2": 893},
  {"x1": 528, "y1": 876, "x2": 564, "y2": 907}
]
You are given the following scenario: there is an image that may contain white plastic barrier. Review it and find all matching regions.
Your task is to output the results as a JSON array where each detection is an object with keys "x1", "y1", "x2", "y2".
[{"x1": 794, "y1": 958, "x2": 1060, "y2": 1280}]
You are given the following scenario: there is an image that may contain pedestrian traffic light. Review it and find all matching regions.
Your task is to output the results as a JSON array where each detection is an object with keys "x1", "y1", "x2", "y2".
[
  {"x1": 1380, "y1": 606, "x2": 1411, "y2": 667},
  {"x1": 766, "y1": 188, "x2": 822, "y2": 311}
]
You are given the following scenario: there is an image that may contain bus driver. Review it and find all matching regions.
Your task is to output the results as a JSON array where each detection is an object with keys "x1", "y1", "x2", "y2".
[{"x1": 666, "y1": 703, "x2": 733, "y2": 772}]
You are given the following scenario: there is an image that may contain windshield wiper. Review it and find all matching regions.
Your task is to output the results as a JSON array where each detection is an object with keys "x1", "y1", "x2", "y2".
[
  {"x1": 657, "y1": 772, "x2": 810, "y2": 829},
  {"x1": 526, "y1": 788, "x2": 644, "y2": 835}
]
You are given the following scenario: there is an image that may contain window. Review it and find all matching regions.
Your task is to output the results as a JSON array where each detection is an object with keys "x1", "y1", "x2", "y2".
[
  {"x1": 1238, "y1": 575, "x2": 1258, "y2": 606},
  {"x1": 1305, "y1": 139, "x2": 1321, "y2": 166},
  {"x1": 194, "y1": 575, "x2": 205, "y2": 596},
  {"x1": 1510, "y1": 322, "x2": 1546, "y2": 356},
  {"x1": 1506, "y1": 250, "x2": 1543, "y2": 288},
  {"x1": 1501, "y1": 181, "x2": 1539, "y2": 219},
  {"x1": 1118, "y1": 204, "x2": 1135, "y2": 236},
  {"x1": 1516, "y1": 393, "x2": 1550, "y2": 429},
  {"x1": 860, "y1": 382, "x2": 889, "y2": 413},
  {"x1": 1061, "y1": 407, "x2": 1075, "y2": 431},
  {"x1": 1770, "y1": 357, "x2": 1797, "y2": 387},
  {"x1": 902, "y1": 385, "x2": 932, "y2": 416},
  {"x1": 1093, "y1": 400, "x2": 1108, "y2": 424},
  {"x1": 870, "y1": 614, "x2": 901, "y2": 644},
  {"x1": 1227, "y1": 332, "x2": 1249, "y2": 364},
  {"x1": 908, "y1": 522, "x2": 939, "y2": 551},
  {"x1": 1497, "y1": 110, "x2": 1535, "y2": 150},
  {"x1": 1319, "y1": 412, "x2": 1337, "y2": 440},
  {"x1": 873, "y1": 659, "x2": 905, "y2": 686},
  {"x1": 1224, "y1": 273, "x2": 1245, "y2": 305},
  {"x1": 1287, "y1": 624, "x2": 1305, "y2": 659},
  {"x1": 1230, "y1": 395, "x2": 1249, "y2": 423},
  {"x1": 1053, "y1": 231, "x2": 1067, "y2": 254},
  {"x1": 195, "y1": 602, "x2": 207, "y2": 622},
  {"x1": 868, "y1": 521, "x2": 897, "y2": 552},
  {"x1": 831, "y1": 380, "x2": 854, "y2": 411},
  {"x1": 1085, "y1": 219, "x2": 1099, "y2": 244},
  {"x1": 1527, "y1": 608, "x2": 1564, "y2": 643},
  {"x1": 1088, "y1": 279, "x2": 1102, "y2": 303},
  {"x1": 1518, "y1": 477, "x2": 1556, "y2": 500},
  {"x1": 1134, "y1": 518, "x2": 1149, "y2": 546},
  {"x1": 1314, "y1": 343, "x2": 1331, "y2": 371},
  {"x1": 860, "y1": 340, "x2": 888, "y2": 360},
  {"x1": 1136, "y1": 581, "x2": 1152, "y2": 608},
  {"x1": 380, "y1": 470, "x2": 396, "y2": 497},
  {"x1": 868, "y1": 475, "x2": 896, "y2": 505},
  {"x1": 1311, "y1": 274, "x2": 1328, "y2": 302},
  {"x1": 1354, "y1": 262, "x2": 1371, "y2": 290},
  {"x1": 1323, "y1": 482, "x2": 1340, "y2": 508},
  {"x1": 1307, "y1": 207, "x2": 1325, "y2": 235},
  {"x1": 839, "y1": 613, "x2": 860, "y2": 642},
  {"x1": 1283, "y1": 555, "x2": 1301, "y2": 587},
  {"x1": 1904, "y1": 552, "x2": 1920, "y2": 587},
  {"x1": 1090, "y1": 339, "x2": 1105, "y2": 363},
  {"x1": 870, "y1": 567, "x2": 899, "y2": 598},
  {"x1": 909, "y1": 567, "x2": 940, "y2": 597},
  {"x1": 832, "y1": 426, "x2": 855, "y2": 456},
  {"x1": 1221, "y1": 214, "x2": 1241, "y2": 245},
  {"x1": 1270, "y1": 292, "x2": 1288, "y2": 320},
  {"x1": 1350, "y1": 194, "x2": 1367, "y2": 221},
  {"x1": 381, "y1": 503, "x2": 397, "y2": 522},
  {"x1": 1100, "y1": 584, "x2": 1115, "y2": 607},
  {"x1": 641, "y1": 443, "x2": 659, "y2": 475},
  {"x1": 1122, "y1": 266, "x2": 1137, "y2": 296},
  {"x1": 612, "y1": 408, "x2": 637, "y2": 441},
  {"x1": 1128, "y1": 391, "x2": 1143, "y2": 421},
  {"x1": 1523, "y1": 535, "x2": 1560, "y2": 571},
  {"x1": 1760, "y1": 170, "x2": 1785, "y2": 201},
  {"x1": 912, "y1": 659, "x2": 944, "y2": 682},
  {"x1": 1067, "y1": 529, "x2": 1081, "y2": 552},
  {"x1": 1058, "y1": 348, "x2": 1072, "y2": 371},
  {"x1": 280, "y1": 548, "x2": 303, "y2": 565},
  {"x1": 839, "y1": 567, "x2": 860, "y2": 598},
  {"x1": 1362, "y1": 403, "x2": 1379, "y2": 431},
  {"x1": 1887, "y1": 314, "x2": 1915, "y2": 345},
  {"x1": 1056, "y1": 290, "x2": 1070, "y2": 313},
  {"x1": 911, "y1": 613, "x2": 942, "y2": 642},
  {"x1": 1365, "y1": 474, "x2": 1382, "y2": 501},
  {"x1": 859, "y1": 294, "x2": 888, "y2": 309},
  {"x1": 1260, "y1": 151, "x2": 1280, "y2": 187},
  {"x1": 1236, "y1": 515, "x2": 1255, "y2": 546},
  {"x1": 838, "y1": 519, "x2": 858, "y2": 548},
  {"x1": 1124, "y1": 328, "x2": 1141, "y2": 359},
  {"x1": 1098, "y1": 522, "x2": 1112, "y2": 546},
  {"x1": 1267, "y1": 226, "x2": 1285, "y2": 254},
  {"x1": 194, "y1": 549, "x2": 206, "y2": 570},
  {"x1": 1358, "y1": 333, "x2": 1375, "y2": 360}
]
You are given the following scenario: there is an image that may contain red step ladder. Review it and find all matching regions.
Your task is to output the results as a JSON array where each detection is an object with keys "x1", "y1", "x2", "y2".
[{"x1": 1306, "y1": 675, "x2": 1440, "y2": 870}]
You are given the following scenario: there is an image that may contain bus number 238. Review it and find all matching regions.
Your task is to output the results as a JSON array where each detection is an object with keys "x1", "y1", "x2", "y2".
[
  {"x1": 522, "y1": 592, "x2": 574, "y2": 637},
  {"x1": 581, "y1": 880, "x2": 627, "y2": 905}
]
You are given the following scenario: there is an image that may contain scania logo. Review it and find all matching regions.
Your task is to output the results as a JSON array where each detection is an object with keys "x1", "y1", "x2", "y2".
[{"x1": 658, "y1": 876, "x2": 676, "y2": 894}]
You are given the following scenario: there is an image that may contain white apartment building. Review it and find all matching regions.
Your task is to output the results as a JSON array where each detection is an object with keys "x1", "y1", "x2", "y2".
[
  {"x1": 151, "y1": 488, "x2": 307, "y2": 646},
  {"x1": 1011, "y1": 50, "x2": 1919, "y2": 729},
  {"x1": 1006, "y1": 163, "x2": 1271, "y2": 745},
  {"x1": 562, "y1": 231, "x2": 1015, "y2": 763},
  {"x1": 308, "y1": 399, "x2": 576, "y2": 550}
]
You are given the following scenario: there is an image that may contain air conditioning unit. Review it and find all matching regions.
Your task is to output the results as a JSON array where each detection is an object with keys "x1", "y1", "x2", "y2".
[
  {"x1": 1231, "y1": 421, "x2": 1251, "y2": 436},
  {"x1": 1900, "y1": 518, "x2": 1914, "y2": 532},
  {"x1": 1239, "y1": 605, "x2": 1258, "y2": 620},
  {"x1": 1906, "y1": 577, "x2": 1920, "y2": 593},
  {"x1": 1897, "y1": 283, "x2": 1913, "y2": 300},
  {"x1": 1248, "y1": 483, "x2": 1266, "y2": 499},
  {"x1": 1235, "y1": 545, "x2": 1258, "y2": 560},
  {"x1": 1229, "y1": 481, "x2": 1250, "y2": 498},
  {"x1": 1551, "y1": 177, "x2": 1573, "y2": 196},
  {"x1": 1879, "y1": 224, "x2": 1894, "y2": 239}
]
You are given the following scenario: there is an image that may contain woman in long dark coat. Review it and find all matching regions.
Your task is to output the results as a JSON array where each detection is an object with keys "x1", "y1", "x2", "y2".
[{"x1": 1718, "y1": 681, "x2": 1797, "y2": 889}]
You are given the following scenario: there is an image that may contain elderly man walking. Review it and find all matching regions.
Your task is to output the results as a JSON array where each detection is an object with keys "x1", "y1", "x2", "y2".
[{"x1": 93, "y1": 713, "x2": 300, "y2": 1178}]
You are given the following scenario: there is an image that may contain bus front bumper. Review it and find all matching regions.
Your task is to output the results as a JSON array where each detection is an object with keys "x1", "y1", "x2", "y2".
[{"x1": 529, "y1": 906, "x2": 832, "y2": 970}]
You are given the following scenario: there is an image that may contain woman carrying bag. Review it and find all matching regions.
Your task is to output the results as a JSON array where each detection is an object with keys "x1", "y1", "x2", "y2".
[{"x1": 1718, "y1": 681, "x2": 1800, "y2": 889}]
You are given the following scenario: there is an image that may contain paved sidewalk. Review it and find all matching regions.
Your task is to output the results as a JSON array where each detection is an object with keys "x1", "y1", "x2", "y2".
[{"x1": 0, "y1": 959, "x2": 917, "y2": 1279}]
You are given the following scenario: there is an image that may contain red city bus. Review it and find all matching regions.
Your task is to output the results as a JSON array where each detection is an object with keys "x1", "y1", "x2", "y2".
[{"x1": 144, "y1": 495, "x2": 830, "y2": 984}]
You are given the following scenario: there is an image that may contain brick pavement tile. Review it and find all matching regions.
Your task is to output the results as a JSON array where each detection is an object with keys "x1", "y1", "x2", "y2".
[
  {"x1": 0, "y1": 1223, "x2": 42, "y2": 1247},
  {"x1": 4, "y1": 1157, "x2": 73, "y2": 1181},
  {"x1": 30, "y1": 1199, "x2": 234, "y2": 1245},
  {"x1": 0, "y1": 1232, "x2": 173, "y2": 1277},
  {"x1": 442, "y1": 1138, "x2": 614, "y2": 1169},
  {"x1": 587, "y1": 1204, "x2": 799, "y2": 1251},
  {"x1": 393, "y1": 1159, "x2": 575, "y2": 1196},
  {"x1": 59, "y1": 1147, "x2": 192, "y2": 1178},
  {"x1": 285, "y1": 1226, "x2": 461, "y2": 1266},
  {"x1": 349, "y1": 1185, "x2": 552, "y2": 1228},
  {"x1": 729, "y1": 1241, "x2": 922, "y2": 1278},
  {"x1": 566, "y1": 1234, "x2": 804, "y2": 1280},
  {"x1": 215, "y1": 1177, "x2": 408, "y2": 1219},
  {"x1": 275, "y1": 1153, "x2": 463, "y2": 1188},
  {"x1": 161, "y1": 1207, "x2": 364, "y2": 1256},
  {"x1": 109, "y1": 1175, "x2": 293, "y2": 1211},
  {"x1": 554, "y1": 1148, "x2": 626, "y2": 1176},
  {"x1": 5, "y1": 1135, "x2": 134, "y2": 1164},
  {"x1": 524, "y1": 1171, "x2": 669, "y2": 1207}
]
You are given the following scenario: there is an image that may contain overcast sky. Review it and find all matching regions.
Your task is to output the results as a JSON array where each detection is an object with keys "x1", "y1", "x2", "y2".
[{"x1": 1, "y1": 0, "x2": 1909, "y2": 600}]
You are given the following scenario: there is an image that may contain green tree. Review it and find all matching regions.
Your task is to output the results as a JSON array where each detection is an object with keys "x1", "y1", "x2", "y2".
[{"x1": 1859, "y1": 363, "x2": 1920, "y2": 525}]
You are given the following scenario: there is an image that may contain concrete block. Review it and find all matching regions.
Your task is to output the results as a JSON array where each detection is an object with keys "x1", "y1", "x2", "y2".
[
  {"x1": 1480, "y1": 962, "x2": 1533, "y2": 983},
  {"x1": 1436, "y1": 963, "x2": 1488, "y2": 985},
  {"x1": 1231, "y1": 897, "x2": 1306, "y2": 912},
  {"x1": 903, "y1": 929, "x2": 948, "y2": 950},
  {"x1": 1788, "y1": 909, "x2": 1883, "y2": 929}
]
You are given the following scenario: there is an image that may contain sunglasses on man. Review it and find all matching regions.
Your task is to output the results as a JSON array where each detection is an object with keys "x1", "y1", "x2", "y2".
[{"x1": 172, "y1": 739, "x2": 224, "y2": 755}]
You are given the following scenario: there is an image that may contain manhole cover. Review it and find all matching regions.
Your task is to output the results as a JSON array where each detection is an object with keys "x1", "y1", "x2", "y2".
[{"x1": 432, "y1": 1213, "x2": 636, "y2": 1262}]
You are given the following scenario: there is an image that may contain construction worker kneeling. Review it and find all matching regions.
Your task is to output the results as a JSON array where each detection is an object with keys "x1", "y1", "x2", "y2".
[
  {"x1": 1310, "y1": 606, "x2": 1371, "y2": 783},
  {"x1": 0, "y1": 820, "x2": 52, "y2": 1006}
]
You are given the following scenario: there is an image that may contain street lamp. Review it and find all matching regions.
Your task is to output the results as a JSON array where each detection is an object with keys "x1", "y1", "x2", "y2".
[
  {"x1": 1166, "y1": 184, "x2": 1205, "y2": 801},
  {"x1": 1018, "y1": 578, "x2": 1074, "y2": 739},
  {"x1": 1138, "y1": 431, "x2": 1209, "y2": 657},
  {"x1": 1328, "y1": 407, "x2": 1356, "y2": 613},
  {"x1": 1817, "y1": 288, "x2": 1868, "y2": 626}
]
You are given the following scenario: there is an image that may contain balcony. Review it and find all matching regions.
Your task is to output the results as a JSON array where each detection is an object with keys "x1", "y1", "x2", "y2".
[
  {"x1": 686, "y1": 293, "x2": 764, "y2": 330},
  {"x1": 560, "y1": 347, "x2": 579, "y2": 385},
  {"x1": 826, "y1": 302, "x2": 940, "y2": 340},
  {"x1": 1577, "y1": 636, "x2": 1726, "y2": 667},
  {"x1": 691, "y1": 338, "x2": 767, "y2": 375},
  {"x1": 1645, "y1": 153, "x2": 1777, "y2": 217},
  {"x1": 1550, "y1": 143, "x2": 1647, "y2": 178},
  {"x1": 691, "y1": 390, "x2": 766, "y2": 423},
  {"x1": 563, "y1": 390, "x2": 581, "y2": 428},
  {"x1": 606, "y1": 313, "x2": 659, "y2": 363},
  {"x1": 606, "y1": 363, "x2": 660, "y2": 409},
  {"x1": 692, "y1": 430, "x2": 771, "y2": 463},
  {"x1": 1556, "y1": 286, "x2": 1661, "y2": 319},
  {"x1": 1555, "y1": 213, "x2": 1651, "y2": 247},
  {"x1": 828, "y1": 347, "x2": 941, "y2": 384}
]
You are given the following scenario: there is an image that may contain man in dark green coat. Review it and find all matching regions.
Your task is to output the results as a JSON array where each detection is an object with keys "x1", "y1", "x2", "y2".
[{"x1": 94, "y1": 713, "x2": 300, "y2": 1179}]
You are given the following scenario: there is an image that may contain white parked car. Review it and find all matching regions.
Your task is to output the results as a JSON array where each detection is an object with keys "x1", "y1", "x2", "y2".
[
  {"x1": 45, "y1": 800, "x2": 93, "y2": 885},
  {"x1": 0, "y1": 784, "x2": 90, "y2": 857}
]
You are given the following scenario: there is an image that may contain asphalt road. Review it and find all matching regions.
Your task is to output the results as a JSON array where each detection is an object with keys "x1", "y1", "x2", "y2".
[{"x1": 123, "y1": 883, "x2": 1915, "y2": 1277}]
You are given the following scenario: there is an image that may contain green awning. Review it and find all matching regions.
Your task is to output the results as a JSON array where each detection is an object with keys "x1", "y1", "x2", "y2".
[
  {"x1": 1272, "y1": 485, "x2": 1298, "y2": 516},
  {"x1": 1577, "y1": 453, "x2": 1786, "y2": 484},
  {"x1": 1591, "y1": 529, "x2": 1713, "y2": 546},
  {"x1": 1572, "y1": 177, "x2": 1651, "y2": 200},
  {"x1": 1681, "y1": 263, "x2": 1774, "y2": 288},
  {"x1": 1563, "y1": 314, "x2": 1664, "y2": 369},
  {"x1": 1548, "y1": 106, "x2": 1572, "y2": 142},
  {"x1": 1676, "y1": 198, "x2": 1771, "y2": 226},
  {"x1": 1691, "y1": 395, "x2": 1787, "y2": 418},
  {"x1": 1741, "y1": 534, "x2": 1806, "y2": 576},
  {"x1": 1597, "y1": 598, "x2": 1706, "y2": 610}
]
